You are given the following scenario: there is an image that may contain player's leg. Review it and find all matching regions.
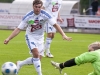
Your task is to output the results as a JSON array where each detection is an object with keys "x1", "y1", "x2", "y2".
[
  {"x1": 38, "y1": 42, "x2": 45, "y2": 59},
  {"x1": 30, "y1": 40, "x2": 45, "y2": 75},
  {"x1": 16, "y1": 57, "x2": 33, "y2": 72},
  {"x1": 31, "y1": 48, "x2": 42, "y2": 75},
  {"x1": 17, "y1": 35, "x2": 43, "y2": 75},
  {"x1": 27, "y1": 36, "x2": 42, "y2": 75},
  {"x1": 44, "y1": 23, "x2": 56, "y2": 58},
  {"x1": 17, "y1": 51, "x2": 42, "y2": 74}
]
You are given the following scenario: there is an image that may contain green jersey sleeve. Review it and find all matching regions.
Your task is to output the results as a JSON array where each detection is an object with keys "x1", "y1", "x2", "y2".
[{"x1": 75, "y1": 52, "x2": 97, "y2": 65}]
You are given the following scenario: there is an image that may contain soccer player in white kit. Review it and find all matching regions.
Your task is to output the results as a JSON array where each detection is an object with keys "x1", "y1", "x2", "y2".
[
  {"x1": 4, "y1": 0, "x2": 72, "y2": 75},
  {"x1": 43, "y1": 0, "x2": 63, "y2": 57}
]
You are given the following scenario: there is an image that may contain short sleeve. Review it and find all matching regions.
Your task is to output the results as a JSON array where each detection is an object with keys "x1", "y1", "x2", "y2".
[
  {"x1": 17, "y1": 21, "x2": 27, "y2": 29},
  {"x1": 18, "y1": 14, "x2": 29, "y2": 29}
]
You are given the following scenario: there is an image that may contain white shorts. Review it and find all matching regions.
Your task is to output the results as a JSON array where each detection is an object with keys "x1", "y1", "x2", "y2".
[
  {"x1": 25, "y1": 35, "x2": 44, "y2": 56},
  {"x1": 45, "y1": 23, "x2": 56, "y2": 33}
]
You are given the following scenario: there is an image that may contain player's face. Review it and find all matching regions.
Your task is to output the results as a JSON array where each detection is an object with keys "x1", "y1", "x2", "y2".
[{"x1": 33, "y1": 4, "x2": 42, "y2": 15}]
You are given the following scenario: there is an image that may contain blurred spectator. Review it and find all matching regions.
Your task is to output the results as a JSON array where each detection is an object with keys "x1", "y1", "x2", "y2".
[{"x1": 91, "y1": 0, "x2": 99, "y2": 15}]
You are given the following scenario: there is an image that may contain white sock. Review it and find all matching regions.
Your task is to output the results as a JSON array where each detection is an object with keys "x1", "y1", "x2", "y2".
[
  {"x1": 19, "y1": 57, "x2": 33, "y2": 67},
  {"x1": 44, "y1": 37, "x2": 52, "y2": 54},
  {"x1": 32, "y1": 58, "x2": 42, "y2": 75}
]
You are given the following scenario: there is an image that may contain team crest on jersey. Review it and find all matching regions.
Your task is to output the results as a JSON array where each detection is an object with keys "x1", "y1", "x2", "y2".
[
  {"x1": 28, "y1": 20, "x2": 39, "y2": 25},
  {"x1": 28, "y1": 19, "x2": 42, "y2": 32},
  {"x1": 28, "y1": 19, "x2": 45, "y2": 25},
  {"x1": 52, "y1": 2, "x2": 56, "y2": 5},
  {"x1": 28, "y1": 20, "x2": 34, "y2": 25}
]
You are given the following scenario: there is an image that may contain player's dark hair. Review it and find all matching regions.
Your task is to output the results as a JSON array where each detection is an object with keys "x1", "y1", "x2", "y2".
[{"x1": 33, "y1": 0, "x2": 43, "y2": 6}]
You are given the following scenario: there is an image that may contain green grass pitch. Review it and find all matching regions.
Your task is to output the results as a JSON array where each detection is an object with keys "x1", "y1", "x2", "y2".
[{"x1": 0, "y1": 30, "x2": 100, "y2": 75}]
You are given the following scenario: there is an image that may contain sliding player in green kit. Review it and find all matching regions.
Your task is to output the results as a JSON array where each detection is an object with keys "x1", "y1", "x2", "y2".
[{"x1": 51, "y1": 41, "x2": 100, "y2": 75}]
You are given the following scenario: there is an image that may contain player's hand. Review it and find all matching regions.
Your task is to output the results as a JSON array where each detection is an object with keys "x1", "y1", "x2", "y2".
[
  {"x1": 57, "y1": 18, "x2": 63, "y2": 23},
  {"x1": 62, "y1": 35, "x2": 72, "y2": 41},
  {"x1": 4, "y1": 38, "x2": 10, "y2": 44}
]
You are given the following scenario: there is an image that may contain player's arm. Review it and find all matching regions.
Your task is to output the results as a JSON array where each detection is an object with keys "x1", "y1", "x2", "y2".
[
  {"x1": 4, "y1": 13, "x2": 28, "y2": 45},
  {"x1": 75, "y1": 52, "x2": 97, "y2": 65},
  {"x1": 48, "y1": 16, "x2": 72, "y2": 41},
  {"x1": 59, "y1": 52, "x2": 97, "y2": 69},
  {"x1": 57, "y1": 12, "x2": 61, "y2": 19},
  {"x1": 57, "y1": 12, "x2": 63, "y2": 23},
  {"x1": 4, "y1": 28, "x2": 21, "y2": 44},
  {"x1": 53, "y1": 23, "x2": 72, "y2": 41}
]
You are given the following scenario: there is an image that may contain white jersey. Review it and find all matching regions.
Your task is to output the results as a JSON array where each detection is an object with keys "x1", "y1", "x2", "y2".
[
  {"x1": 18, "y1": 10, "x2": 56, "y2": 39},
  {"x1": 43, "y1": 0, "x2": 62, "y2": 19}
]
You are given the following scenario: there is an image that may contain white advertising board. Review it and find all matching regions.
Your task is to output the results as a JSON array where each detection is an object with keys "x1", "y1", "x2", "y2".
[
  {"x1": 75, "y1": 17, "x2": 100, "y2": 28},
  {"x1": 0, "y1": 14, "x2": 23, "y2": 26},
  {"x1": 0, "y1": 14, "x2": 73, "y2": 27},
  {"x1": 57, "y1": 15, "x2": 74, "y2": 27},
  {"x1": 0, "y1": 13, "x2": 100, "y2": 29}
]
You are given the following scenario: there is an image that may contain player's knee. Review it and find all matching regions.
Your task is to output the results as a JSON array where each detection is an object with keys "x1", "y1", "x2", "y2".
[
  {"x1": 51, "y1": 35, "x2": 54, "y2": 39},
  {"x1": 33, "y1": 53, "x2": 39, "y2": 58},
  {"x1": 47, "y1": 33, "x2": 55, "y2": 39},
  {"x1": 31, "y1": 49, "x2": 39, "y2": 58},
  {"x1": 47, "y1": 33, "x2": 52, "y2": 37}
]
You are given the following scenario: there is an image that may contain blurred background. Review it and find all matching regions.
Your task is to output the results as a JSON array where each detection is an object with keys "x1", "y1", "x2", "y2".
[
  {"x1": 0, "y1": 0, "x2": 100, "y2": 34},
  {"x1": 0, "y1": 0, "x2": 100, "y2": 15}
]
